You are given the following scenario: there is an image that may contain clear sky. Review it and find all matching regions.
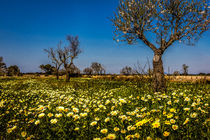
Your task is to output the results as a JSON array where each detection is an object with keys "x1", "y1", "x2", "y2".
[{"x1": 0, "y1": 0, "x2": 210, "y2": 74}]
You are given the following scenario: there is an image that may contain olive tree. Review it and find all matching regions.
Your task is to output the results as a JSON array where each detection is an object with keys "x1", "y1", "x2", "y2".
[
  {"x1": 120, "y1": 66, "x2": 134, "y2": 75},
  {"x1": 91, "y1": 62, "x2": 105, "y2": 75},
  {"x1": 182, "y1": 64, "x2": 189, "y2": 75},
  {"x1": 112, "y1": 0, "x2": 209, "y2": 91}
]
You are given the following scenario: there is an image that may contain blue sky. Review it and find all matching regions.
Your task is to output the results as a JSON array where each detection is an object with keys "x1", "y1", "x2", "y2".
[{"x1": 0, "y1": 0, "x2": 210, "y2": 74}]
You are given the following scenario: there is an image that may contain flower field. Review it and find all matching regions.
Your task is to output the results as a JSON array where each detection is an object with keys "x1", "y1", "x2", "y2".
[{"x1": 0, "y1": 77, "x2": 209, "y2": 139}]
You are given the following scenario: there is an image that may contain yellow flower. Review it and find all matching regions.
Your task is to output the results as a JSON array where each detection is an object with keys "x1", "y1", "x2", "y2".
[
  {"x1": 55, "y1": 113, "x2": 62, "y2": 118},
  {"x1": 7, "y1": 128, "x2": 12, "y2": 133},
  {"x1": 114, "y1": 127, "x2": 120, "y2": 132},
  {"x1": 167, "y1": 113, "x2": 173, "y2": 119},
  {"x1": 93, "y1": 138, "x2": 101, "y2": 140},
  {"x1": 107, "y1": 133, "x2": 116, "y2": 139},
  {"x1": 170, "y1": 108, "x2": 176, "y2": 113},
  {"x1": 90, "y1": 121, "x2": 97, "y2": 126},
  {"x1": 163, "y1": 131, "x2": 170, "y2": 137},
  {"x1": 74, "y1": 127, "x2": 79, "y2": 131},
  {"x1": 67, "y1": 112, "x2": 74, "y2": 117},
  {"x1": 21, "y1": 131, "x2": 27, "y2": 137},
  {"x1": 147, "y1": 136, "x2": 152, "y2": 140},
  {"x1": 183, "y1": 108, "x2": 190, "y2": 111},
  {"x1": 72, "y1": 107, "x2": 79, "y2": 113},
  {"x1": 134, "y1": 133, "x2": 140, "y2": 138},
  {"x1": 165, "y1": 120, "x2": 171, "y2": 125},
  {"x1": 190, "y1": 113, "x2": 197, "y2": 118},
  {"x1": 172, "y1": 125, "x2": 178, "y2": 130},
  {"x1": 56, "y1": 106, "x2": 65, "y2": 112},
  {"x1": 100, "y1": 128, "x2": 108, "y2": 134},
  {"x1": 183, "y1": 118, "x2": 189, "y2": 125},
  {"x1": 35, "y1": 120, "x2": 40, "y2": 125},
  {"x1": 105, "y1": 117, "x2": 110, "y2": 122},
  {"x1": 184, "y1": 97, "x2": 190, "y2": 102},
  {"x1": 121, "y1": 129, "x2": 126, "y2": 134},
  {"x1": 152, "y1": 121, "x2": 160, "y2": 128},
  {"x1": 50, "y1": 119, "x2": 58, "y2": 124},
  {"x1": 170, "y1": 119, "x2": 176, "y2": 124},
  {"x1": 47, "y1": 113, "x2": 54, "y2": 118},
  {"x1": 38, "y1": 113, "x2": 45, "y2": 118}
]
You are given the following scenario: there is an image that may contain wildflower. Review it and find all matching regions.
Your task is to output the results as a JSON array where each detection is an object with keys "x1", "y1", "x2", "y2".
[
  {"x1": 107, "y1": 133, "x2": 116, "y2": 139},
  {"x1": 55, "y1": 113, "x2": 62, "y2": 118},
  {"x1": 50, "y1": 119, "x2": 58, "y2": 124},
  {"x1": 90, "y1": 121, "x2": 97, "y2": 126},
  {"x1": 100, "y1": 128, "x2": 108, "y2": 134},
  {"x1": 163, "y1": 131, "x2": 170, "y2": 137},
  {"x1": 67, "y1": 112, "x2": 74, "y2": 117},
  {"x1": 190, "y1": 113, "x2": 198, "y2": 118},
  {"x1": 93, "y1": 138, "x2": 101, "y2": 140},
  {"x1": 72, "y1": 108, "x2": 79, "y2": 113},
  {"x1": 121, "y1": 129, "x2": 126, "y2": 134},
  {"x1": 119, "y1": 98, "x2": 127, "y2": 103},
  {"x1": 147, "y1": 136, "x2": 152, "y2": 140},
  {"x1": 56, "y1": 106, "x2": 65, "y2": 112},
  {"x1": 172, "y1": 125, "x2": 178, "y2": 130},
  {"x1": 170, "y1": 119, "x2": 176, "y2": 124},
  {"x1": 38, "y1": 113, "x2": 45, "y2": 118},
  {"x1": 167, "y1": 113, "x2": 173, "y2": 119},
  {"x1": 183, "y1": 108, "x2": 190, "y2": 111},
  {"x1": 114, "y1": 127, "x2": 120, "y2": 132},
  {"x1": 7, "y1": 128, "x2": 13, "y2": 133},
  {"x1": 21, "y1": 131, "x2": 27, "y2": 137},
  {"x1": 183, "y1": 118, "x2": 189, "y2": 125},
  {"x1": 184, "y1": 97, "x2": 190, "y2": 102},
  {"x1": 134, "y1": 133, "x2": 140, "y2": 138},
  {"x1": 152, "y1": 121, "x2": 160, "y2": 128},
  {"x1": 165, "y1": 120, "x2": 171, "y2": 125},
  {"x1": 47, "y1": 113, "x2": 54, "y2": 118},
  {"x1": 35, "y1": 120, "x2": 40, "y2": 125},
  {"x1": 74, "y1": 127, "x2": 79, "y2": 131},
  {"x1": 105, "y1": 117, "x2": 110, "y2": 122},
  {"x1": 170, "y1": 108, "x2": 176, "y2": 113}
]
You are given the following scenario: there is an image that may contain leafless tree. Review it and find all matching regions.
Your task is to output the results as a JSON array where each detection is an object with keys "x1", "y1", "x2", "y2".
[
  {"x1": 58, "y1": 35, "x2": 82, "y2": 82},
  {"x1": 112, "y1": 0, "x2": 209, "y2": 92},
  {"x1": 44, "y1": 41, "x2": 63, "y2": 80}
]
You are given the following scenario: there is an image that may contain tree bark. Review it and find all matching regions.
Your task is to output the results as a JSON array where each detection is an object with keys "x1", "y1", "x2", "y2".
[
  {"x1": 153, "y1": 50, "x2": 166, "y2": 92},
  {"x1": 66, "y1": 70, "x2": 70, "y2": 82},
  {"x1": 56, "y1": 69, "x2": 59, "y2": 80}
]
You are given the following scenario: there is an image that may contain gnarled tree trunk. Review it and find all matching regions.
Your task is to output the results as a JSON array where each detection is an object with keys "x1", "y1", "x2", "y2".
[{"x1": 153, "y1": 50, "x2": 166, "y2": 92}]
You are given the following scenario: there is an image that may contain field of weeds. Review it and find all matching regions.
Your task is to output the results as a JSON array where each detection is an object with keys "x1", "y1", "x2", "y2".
[{"x1": 0, "y1": 77, "x2": 209, "y2": 139}]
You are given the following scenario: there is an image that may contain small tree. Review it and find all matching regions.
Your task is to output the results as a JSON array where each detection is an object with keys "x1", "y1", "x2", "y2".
[
  {"x1": 39, "y1": 64, "x2": 55, "y2": 75},
  {"x1": 112, "y1": 0, "x2": 209, "y2": 92},
  {"x1": 44, "y1": 42, "x2": 63, "y2": 80},
  {"x1": 58, "y1": 35, "x2": 82, "y2": 82},
  {"x1": 120, "y1": 66, "x2": 134, "y2": 75},
  {"x1": 7, "y1": 65, "x2": 20, "y2": 76},
  {"x1": 173, "y1": 70, "x2": 180, "y2": 76},
  {"x1": 0, "y1": 57, "x2": 7, "y2": 76},
  {"x1": 83, "y1": 67, "x2": 93, "y2": 75},
  {"x1": 91, "y1": 62, "x2": 105, "y2": 75},
  {"x1": 182, "y1": 64, "x2": 189, "y2": 75}
]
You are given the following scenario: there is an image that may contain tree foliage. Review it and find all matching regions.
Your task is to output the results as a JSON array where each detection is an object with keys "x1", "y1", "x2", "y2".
[
  {"x1": 182, "y1": 64, "x2": 189, "y2": 75},
  {"x1": 39, "y1": 64, "x2": 55, "y2": 75},
  {"x1": 7, "y1": 65, "x2": 20, "y2": 76},
  {"x1": 0, "y1": 57, "x2": 7, "y2": 75},
  {"x1": 120, "y1": 66, "x2": 134, "y2": 75}
]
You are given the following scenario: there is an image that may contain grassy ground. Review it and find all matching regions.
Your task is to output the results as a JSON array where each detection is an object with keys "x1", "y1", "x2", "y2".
[{"x1": 0, "y1": 77, "x2": 209, "y2": 139}]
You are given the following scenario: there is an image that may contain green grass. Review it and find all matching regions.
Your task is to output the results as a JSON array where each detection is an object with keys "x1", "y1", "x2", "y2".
[{"x1": 0, "y1": 77, "x2": 209, "y2": 139}]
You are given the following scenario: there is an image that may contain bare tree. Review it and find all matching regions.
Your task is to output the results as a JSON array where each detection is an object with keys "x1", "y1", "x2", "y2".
[
  {"x1": 120, "y1": 66, "x2": 134, "y2": 75},
  {"x1": 112, "y1": 0, "x2": 209, "y2": 92},
  {"x1": 44, "y1": 42, "x2": 63, "y2": 80},
  {"x1": 182, "y1": 64, "x2": 189, "y2": 75},
  {"x1": 91, "y1": 62, "x2": 105, "y2": 75},
  {"x1": 58, "y1": 35, "x2": 82, "y2": 82},
  {"x1": 83, "y1": 67, "x2": 93, "y2": 75},
  {"x1": 0, "y1": 57, "x2": 7, "y2": 76}
]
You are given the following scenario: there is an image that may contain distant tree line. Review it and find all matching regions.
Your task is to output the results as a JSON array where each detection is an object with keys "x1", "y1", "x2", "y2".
[{"x1": 0, "y1": 56, "x2": 21, "y2": 76}]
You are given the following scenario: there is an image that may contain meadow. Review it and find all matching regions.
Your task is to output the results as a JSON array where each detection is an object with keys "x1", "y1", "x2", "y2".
[{"x1": 0, "y1": 77, "x2": 209, "y2": 140}]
